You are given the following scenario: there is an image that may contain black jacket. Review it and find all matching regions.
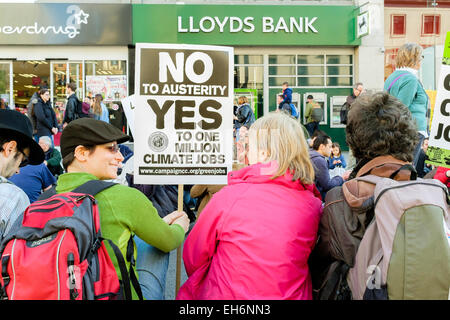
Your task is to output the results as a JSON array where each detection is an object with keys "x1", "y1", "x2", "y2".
[
  {"x1": 34, "y1": 97, "x2": 58, "y2": 137},
  {"x1": 63, "y1": 93, "x2": 85, "y2": 124}
]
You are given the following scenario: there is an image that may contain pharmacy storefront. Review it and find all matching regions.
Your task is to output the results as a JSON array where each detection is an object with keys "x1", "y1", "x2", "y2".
[
  {"x1": 0, "y1": 3, "x2": 131, "y2": 132},
  {"x1": 133, "y1": 4, "x2": 361, "y2": 149}
]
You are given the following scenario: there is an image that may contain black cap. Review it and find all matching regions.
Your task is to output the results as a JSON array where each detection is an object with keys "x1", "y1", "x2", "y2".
[
  {"x1": 0, "y1": 109, "x2": 44, "y2": 165},
  {"x1": 61, "y1": 118, "x2": 130, "y2": 158}
]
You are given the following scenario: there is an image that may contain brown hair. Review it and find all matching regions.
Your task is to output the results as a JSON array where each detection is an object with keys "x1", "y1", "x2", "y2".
[
  {"x1": 92, "y1": 94, "x2": 102, "y2": 116},
  {"x1": 346, "y1": 92, "x2": 417, "y2": 162},
  {"x1": 67, "y1": 82, "x2": 77, "y2": 92},
  {"x1": 62, "y1": 145, "x2": 96, "y2": 171}
]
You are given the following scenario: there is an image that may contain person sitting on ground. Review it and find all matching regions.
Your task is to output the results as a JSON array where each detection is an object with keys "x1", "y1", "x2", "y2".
[
  {"x1": 38, "y1": 136, "x2": 63, "y2": 177},
  {"x1": 309, "y1": 135, "x2": 349, "y2": 200},
  {"x1": 309, "y1": 91, "x2": 420, "y2": 299},
  {"x1": 9, "y1": 162, "x2": 56, "y2": 204},
  {"x1": 0, "y1": 109, "x2": 45, "y2": 236},
  {"x1": 328, "y1": 142, "x2": 347, "y2": 170},
  {"x1": 57, "y1": 118, "x2": 190, "y2": 300},
  {"x1": 190, "y1": 163, "x2": 247, "y2": 218},
  {"x1": 177, "y1": 112, "x2": 323, "y2": 300}
]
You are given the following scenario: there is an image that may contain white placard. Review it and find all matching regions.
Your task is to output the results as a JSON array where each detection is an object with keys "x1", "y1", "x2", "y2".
[
  {"x1": 121, "y1": 94, "x2": 136, "y2": 137},
  {"x1": 134, "y1": 43, "x2": 234, "y2": 184}
]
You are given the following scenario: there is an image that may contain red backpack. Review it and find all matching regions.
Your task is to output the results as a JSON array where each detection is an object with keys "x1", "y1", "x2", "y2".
[{"x1": 0, "y1": 180, "x2": 140, "y2": 300}]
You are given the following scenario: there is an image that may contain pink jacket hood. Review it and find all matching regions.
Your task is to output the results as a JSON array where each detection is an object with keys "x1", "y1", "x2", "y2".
[{"x1": 177, "y1": 161, "x2": 323, "y2": 300}]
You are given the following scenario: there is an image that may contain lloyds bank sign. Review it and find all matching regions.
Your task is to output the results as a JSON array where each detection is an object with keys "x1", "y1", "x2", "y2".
[{"x1": 133, "y1": 4, "x2": 361, "y2": 46}]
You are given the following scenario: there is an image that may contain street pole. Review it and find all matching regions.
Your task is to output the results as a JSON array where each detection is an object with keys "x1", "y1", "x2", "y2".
[{"x1": 175, "y1": 183, "x2": 184, "y2": 297}]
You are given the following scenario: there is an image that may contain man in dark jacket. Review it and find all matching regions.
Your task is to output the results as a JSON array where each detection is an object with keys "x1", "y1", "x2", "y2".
[
  {"x1": 62, "y1": 83, "x2": 85, "y2": 128},
  {"x1": 309, "y1": 134, "x2": 349, "y2": 200}
]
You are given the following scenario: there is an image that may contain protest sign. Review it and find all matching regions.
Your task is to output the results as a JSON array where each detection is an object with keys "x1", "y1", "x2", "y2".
[
  {"x1": 427, "y1": 31, "x2": 450, "y2": 169},
  {"x1": 121, "y1": 94, "x2": 136, "y2": 137},
  {"x1": 134, "y1": 43, "x2": 234, "y2": 184}
]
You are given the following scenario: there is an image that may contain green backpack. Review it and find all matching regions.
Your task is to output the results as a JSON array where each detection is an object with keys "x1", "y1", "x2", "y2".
[{"x1": 348, "y1": 171, "x2": 450, "y2": 300}]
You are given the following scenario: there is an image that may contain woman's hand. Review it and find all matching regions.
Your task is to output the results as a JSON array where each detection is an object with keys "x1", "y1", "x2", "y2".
[{"x1": 162, "y1": 210, "x2": 185, "y2": 225}]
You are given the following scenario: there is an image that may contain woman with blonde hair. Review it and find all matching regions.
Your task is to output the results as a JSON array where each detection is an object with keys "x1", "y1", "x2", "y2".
[
  {"x1": 177, "y1": 112, "x2": 323, "y2": 300},
  {"x1": 92, "y1": 93, "x2": 110, "y2": 123},
  {"x1": 384, "y1": 42, "x2": 428, "y2": 168}
]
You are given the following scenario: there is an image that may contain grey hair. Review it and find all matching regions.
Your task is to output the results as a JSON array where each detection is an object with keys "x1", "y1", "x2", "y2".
[
  {"x1": 39, "y1": 136, "x2": 52, "y2": 147},
  {"x1": 353, "y1": 82, "x2": 363, "y2": 89}
]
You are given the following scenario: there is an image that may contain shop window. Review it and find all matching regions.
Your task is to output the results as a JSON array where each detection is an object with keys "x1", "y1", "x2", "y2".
[
  {"x1": 298, "y1": 66, "x2": 324, "y2": 76},
  {"x1": 326, "y1": 66, "x2": 352, "y2": 76},
  {"x1": 234, "y1": 66, "x2": 263, "y2": 89},
  {"x1": 269, "y1": 54, "x2": 353, "y2": 88},
  {"x1": 85, "y1": 60, "x2": 127, "y2": 102},
  {"x1": 391, "y1": 15, "x2": 406, "y2": 36},
  {"x1": 326, "y1": 77, "x2": 352, "y2": 86},
  {"x1": 326, "y1": 55, "x2": 352, "y2": 65},
  {"x1": 268, "y1": 55, "x2": 296, "y2": 65},
  {"x1": 0, "y1": 63, "x2": 11, "y2": 109},
  {"x1": 268, "y1": 66, "x2": 296, "y2": 75},
  {"x1": 269, "y1": 76, "x2": 296, "y2": 87},
  {"x1": 298, "y1": 77, "x2": 324, "y2": 87},
  {"x1": 234, "y1": 55, "x2": 263, "y2": 64},
  {"x1": 297, "y1": 55, "x2": 324, "y2": 65},
  {"x1": 234, "y1": 55, "x2": 264, "y2": 118},
  {"x1": 422, "y1": 15, "x2": 440, "y2": 35}
]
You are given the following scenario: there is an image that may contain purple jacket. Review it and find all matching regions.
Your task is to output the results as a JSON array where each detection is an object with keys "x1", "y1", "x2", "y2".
[{"x1": 309, "y1": 149, "x2": 344, "y2": 200}]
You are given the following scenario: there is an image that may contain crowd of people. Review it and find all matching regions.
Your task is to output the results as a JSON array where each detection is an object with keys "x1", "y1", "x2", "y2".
[{"x1": 0, "y1": 42, "x2": 448, "y2": 300}]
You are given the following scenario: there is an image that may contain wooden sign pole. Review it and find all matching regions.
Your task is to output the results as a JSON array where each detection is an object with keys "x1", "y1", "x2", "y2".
[{"x1": 175, "y1": 183, "x2": 184, "y2": 297}]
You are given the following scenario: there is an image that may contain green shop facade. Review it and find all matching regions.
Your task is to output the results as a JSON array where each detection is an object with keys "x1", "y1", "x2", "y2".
[{"x1": 132, "y1": 4, "x2": 362, "y2": 149}]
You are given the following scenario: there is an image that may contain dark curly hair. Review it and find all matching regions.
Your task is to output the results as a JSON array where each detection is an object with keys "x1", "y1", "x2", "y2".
[{"x1": 345, "y1": 92, "x2": 418, "y2": 162}]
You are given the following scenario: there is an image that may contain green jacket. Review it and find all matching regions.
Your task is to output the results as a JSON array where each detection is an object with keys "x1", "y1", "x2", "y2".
[
  {"x1": 384, "y1": 69, "x2": 428, "y2": 132},
  {"x1": 55, "y1": 172, "x2": 185, "y2": 299}
]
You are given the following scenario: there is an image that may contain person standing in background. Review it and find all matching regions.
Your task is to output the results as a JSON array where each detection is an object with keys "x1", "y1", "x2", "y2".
[
  {"x1": 33, "y1": 88, "x2": 58, "y2": 146},
  {"x1": 384, "y1": 43, "x2": 428, "y2": 170},
  {"x1": 92, "y1": 94, "x2": 110, "y2": 123}
]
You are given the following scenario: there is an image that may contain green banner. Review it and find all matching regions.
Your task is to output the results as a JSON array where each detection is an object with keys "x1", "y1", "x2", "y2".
[
  {"x1": 426, "y1": 31, "x2": 450, "y2": 169},
  {"x1": 132, "y1": 4, "x2": 360, "y2": 46}
]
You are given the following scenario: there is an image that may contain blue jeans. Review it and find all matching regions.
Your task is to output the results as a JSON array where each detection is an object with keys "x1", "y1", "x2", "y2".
[
  {"x1": 305, "y1": 121, "x2": 319, "y2": 137},
  {"x1": 134, "y1": 235, "x2": 170, "y2": 300}
]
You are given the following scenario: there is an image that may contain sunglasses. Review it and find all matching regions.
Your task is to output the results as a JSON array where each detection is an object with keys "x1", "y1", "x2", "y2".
[{"x1": 104, "y1": 143, "x2": 120, "y2": 153}]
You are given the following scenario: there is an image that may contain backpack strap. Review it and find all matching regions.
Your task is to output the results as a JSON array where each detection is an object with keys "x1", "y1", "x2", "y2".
[
  {"x1": 388, "y1": 164, "x2": 417, "y2": 181},
  {"x1": 38, "y1": 180, "x2": 116, "y2": 201},
  {"x1": 72, "y1": 180, "x2": 117, "y2": 196},
  {"x1": 126, "y1": 236, "x2": 144, "y2": 300},
  {"x1": 386, "y1": 73, "x2": 409, "y2": 93}
]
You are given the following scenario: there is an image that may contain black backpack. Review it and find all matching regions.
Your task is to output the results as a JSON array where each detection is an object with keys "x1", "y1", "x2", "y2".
[{"x1": 340, "y1": 102, "x2": 349, "y2": 125}]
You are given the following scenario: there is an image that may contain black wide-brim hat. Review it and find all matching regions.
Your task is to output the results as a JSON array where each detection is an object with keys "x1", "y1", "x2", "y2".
[
  {"x1": 61, "y1": 118, "x2": 130, "y2": 158},
  {"x1": 0, "y1": 109, "x2": 45, "y2": 165}
]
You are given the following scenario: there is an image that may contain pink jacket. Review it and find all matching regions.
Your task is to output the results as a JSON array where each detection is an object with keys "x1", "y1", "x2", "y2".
[{"x1": 176, "y1": 161, "x2": 323, "y2": 300}]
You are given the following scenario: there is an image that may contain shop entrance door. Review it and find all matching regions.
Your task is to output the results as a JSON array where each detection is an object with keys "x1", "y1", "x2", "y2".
[
  {"x1": 50, "y1": 61, "x2": 84, "y2": 125},
  {"x1": 0, "y1": 61, "x2": 12, "y2": 110}
]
